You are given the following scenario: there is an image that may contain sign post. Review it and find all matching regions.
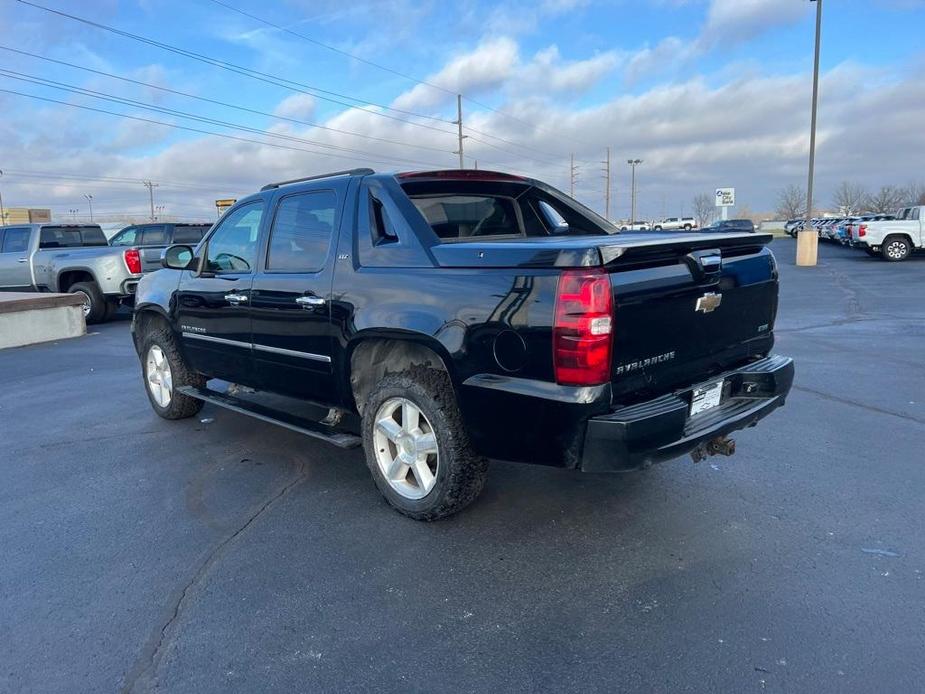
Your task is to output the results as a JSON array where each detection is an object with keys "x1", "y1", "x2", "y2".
[{"x1": 715, "y1": 187, "x2": 735, "y2": 221}]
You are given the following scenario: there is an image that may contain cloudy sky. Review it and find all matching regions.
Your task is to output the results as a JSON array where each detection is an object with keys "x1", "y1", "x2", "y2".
[{"x1": 0, "y1": 0, "x2": 923, "y2": 222}]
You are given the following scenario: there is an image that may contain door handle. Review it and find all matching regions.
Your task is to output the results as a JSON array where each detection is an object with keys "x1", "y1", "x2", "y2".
[
  {"x1": 224, "y1": 293, "x2": 248, "y2": 305},
  {"x1": 295, "y1": 295, "x2": 326, "y2": 308},
  {"x1": 17, "y1": 258, "x2": 28, "y2": 263}
]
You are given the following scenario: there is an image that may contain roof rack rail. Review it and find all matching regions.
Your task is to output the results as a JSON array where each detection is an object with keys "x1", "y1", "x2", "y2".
[{"x1": 260, "y1": 168, "x2": 375, "y2": 191}]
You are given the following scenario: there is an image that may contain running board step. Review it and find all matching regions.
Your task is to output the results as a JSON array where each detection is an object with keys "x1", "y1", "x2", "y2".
[{"x1": 176, "y1": 386, "x2": 362, "y2": 448}]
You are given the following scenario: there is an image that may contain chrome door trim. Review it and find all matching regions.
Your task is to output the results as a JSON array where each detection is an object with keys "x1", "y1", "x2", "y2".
[
  {"x1": 253, "y1": 342, "x2": 332, "y2": 363},
  {"x1": 181, "y1": 332, "x2": 251, "y2": 349}
]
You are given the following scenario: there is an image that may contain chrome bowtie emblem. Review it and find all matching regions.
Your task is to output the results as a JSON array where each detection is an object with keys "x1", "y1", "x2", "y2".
[{"x1": 695, "y1": 292, "x2": 722, "y2": 313}]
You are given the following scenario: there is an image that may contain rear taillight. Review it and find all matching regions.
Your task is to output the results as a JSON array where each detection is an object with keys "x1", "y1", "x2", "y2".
[
  {"x1": 124, "y1": 248, "x2": 142, "y2": 274},
  {"x1": 858, "y1": 224, "x2": 867, "y2": 238},
  {"x1": 553, "y1": 269, "x2": 613, "y2": 386}
]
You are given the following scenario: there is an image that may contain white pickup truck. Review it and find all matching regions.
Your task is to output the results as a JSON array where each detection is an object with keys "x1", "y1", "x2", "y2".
[
  {"x1": 652, "y1": 217, "x2": 697, "y2": 231},
  {"x1": 852, "y1": 205, "x2": 924, "y2": 261}
]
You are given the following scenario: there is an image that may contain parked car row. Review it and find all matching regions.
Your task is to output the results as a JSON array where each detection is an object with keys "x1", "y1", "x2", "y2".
[
  {"x1": 786, "y1": 207, "x2": 924, "y2": 261},
  {"x1": 0, "y1": 221, "x2": 213, "y2": 321}
]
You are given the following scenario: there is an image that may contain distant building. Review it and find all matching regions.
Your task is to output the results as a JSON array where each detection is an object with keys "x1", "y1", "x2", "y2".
[{"x1": 2, "y1": 207, "x2": 51, "y2": 224}]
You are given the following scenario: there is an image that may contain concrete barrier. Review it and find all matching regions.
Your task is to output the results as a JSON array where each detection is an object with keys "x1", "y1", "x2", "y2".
[{"x1": 0, "y1": 292, "x2": 87, "y2": 350}]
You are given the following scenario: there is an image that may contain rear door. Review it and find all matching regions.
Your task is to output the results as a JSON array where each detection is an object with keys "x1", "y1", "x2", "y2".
[
  {"x1": 175, "y1": 200, "x2": 265, "y2": 385},
  {"x1": 0, "y1": 226, "x2": 34, "y2": 289},
  {"x1": 249, "y1": 187, "x2": 342, "y2": 402}
]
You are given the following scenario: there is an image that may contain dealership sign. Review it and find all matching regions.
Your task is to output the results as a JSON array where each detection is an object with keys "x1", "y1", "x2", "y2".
[{"x1": 715, "y1": 188, "x2": 735, "y2": 207}]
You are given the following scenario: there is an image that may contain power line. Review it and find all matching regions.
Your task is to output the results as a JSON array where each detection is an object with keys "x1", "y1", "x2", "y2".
[
  {"x1": 0, "y1": 45, "x2": 456, "y2": 156},
  {"x1": 204, "y1": 0, "x2": 455, "y2": 96},
  {"x1": 1, "y1": 169, "x2": 242, "y2": 191},
  {"x1": 15, "y1": 0, "x2": 458, "y2": 133},
  {"x1": 0, "y1": 87, "x2": 451, "y2": 170},
  {"x1": 0, "y1": 70, "x2": 448, "y2": 168}
]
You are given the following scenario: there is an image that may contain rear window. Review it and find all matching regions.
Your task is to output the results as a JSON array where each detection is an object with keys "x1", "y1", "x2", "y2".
[
  {"x1": 172, "y1": 225, "x2": 210, "y2": 244},
  {"x1": 410, "y1": 195, "x2": 520, "y2": 240},
  {"x1": 39, "y1": 225, "x2": 108, "y2": 248}
]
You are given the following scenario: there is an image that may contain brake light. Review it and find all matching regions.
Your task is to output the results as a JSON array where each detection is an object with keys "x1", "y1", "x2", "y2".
[
  {"x1": 124, "y1": 248, "x2": 142, "y2": 274},
  {"x1": 858, "y1": 224, "x2": 867, "y2": 238},
  {"x1": 553, "y1": 269, "x2": 613, "y2": 386}
]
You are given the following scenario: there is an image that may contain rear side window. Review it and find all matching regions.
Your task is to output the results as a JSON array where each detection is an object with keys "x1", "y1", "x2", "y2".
[
  {"x1": 140, "y1": 225, "x2": 168, "y2": 245},
  {"x1": 172, "y1": 225, "x2": 209, "y2": 244},
  {"x1": 109, "y1": 227, "x2": 138, "y2": 246},
  {"x1": 267, "y1": 191, "x2": 337, "y2": 273},
  {"x1": 1, "y1": 227, "x2": 30, "y2": 253},
  {"x1": 410, "y1": 195, "x2": 520, "y2": 239}
]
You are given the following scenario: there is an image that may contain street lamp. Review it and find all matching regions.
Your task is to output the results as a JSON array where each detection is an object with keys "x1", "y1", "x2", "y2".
[
  {"x1": 627, "y1": 159, "x2": 642, "y2": 225},
  {"x1": 83, "y1": 194, "x2": 93, "y2": 222},
  {"x1": 797, "y1": 0, "x2": 823, "y2": 267}
]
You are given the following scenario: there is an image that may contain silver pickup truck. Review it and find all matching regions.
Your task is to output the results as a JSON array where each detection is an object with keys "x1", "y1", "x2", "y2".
[{"x1": 0, "y1": 223, "x2": 142, "y2": 323}]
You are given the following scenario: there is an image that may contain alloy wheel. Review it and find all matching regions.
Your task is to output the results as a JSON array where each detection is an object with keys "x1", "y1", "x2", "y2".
[
  {"x1": 145, "y1": 344, "x2": 173, "y2": 407},
  {"x1": 373, "y1": 397, "x2": 439, "y2": 500},
  {"x1": 886, "y1": 240, "x2": 908, "y2": 260}
]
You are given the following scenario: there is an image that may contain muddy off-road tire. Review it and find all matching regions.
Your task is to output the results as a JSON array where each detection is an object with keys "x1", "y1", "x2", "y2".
[
  {"x1": 140, "y1": 326, "x2": 206, "y2": 420},
  {"x1": 362, "y1": 368, "x2": 488, "y2": 521}
]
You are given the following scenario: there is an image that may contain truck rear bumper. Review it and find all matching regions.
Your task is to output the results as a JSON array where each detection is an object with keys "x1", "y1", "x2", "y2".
[{"x1": 580, "y1": 355, "x2": 794, "y2": 472}]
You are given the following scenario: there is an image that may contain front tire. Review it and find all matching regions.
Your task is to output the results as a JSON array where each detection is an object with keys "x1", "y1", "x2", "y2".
[
  {"x1": 140, "y1": 326, "x2": 205, "y2": 420},
  {"x1": 362, "y1": 368, "x2": 488, "y2": 520},
  {"x1": 881, "y1": 236, "x2": 911, "y2": 262}
]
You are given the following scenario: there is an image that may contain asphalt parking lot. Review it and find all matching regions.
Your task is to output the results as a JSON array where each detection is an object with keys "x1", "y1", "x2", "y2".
[{"x1": 2, "y1": 238, "x2": 923, "y2": 693}]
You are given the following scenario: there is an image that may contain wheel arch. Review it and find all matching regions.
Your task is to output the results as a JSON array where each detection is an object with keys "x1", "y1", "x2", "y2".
[
  {"x1": 132, "y1": 304, "x2": 174, "y2": 353},
  {"x1": 56, "y1": 267, "x2": 97, "y2": 292},
  {"x1": 346, "y1": 331, "x2": 456, "y2": 415}
]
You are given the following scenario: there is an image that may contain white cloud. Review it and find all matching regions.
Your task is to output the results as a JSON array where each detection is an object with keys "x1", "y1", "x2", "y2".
[
  {"x1": 273, "y1": 93, "x2": 317, "y2": 120},
  {"x1": 699, "y1": 0, "x2": 808, "y2": 48}
]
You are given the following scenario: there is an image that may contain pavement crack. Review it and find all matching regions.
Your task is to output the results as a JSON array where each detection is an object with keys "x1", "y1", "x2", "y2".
[
  {"x1": 792, "y1": 385, "x2": 925, "y2": 426},
  {"x1": 121, "y1": 462, "x2": 308, "y2": 694}
]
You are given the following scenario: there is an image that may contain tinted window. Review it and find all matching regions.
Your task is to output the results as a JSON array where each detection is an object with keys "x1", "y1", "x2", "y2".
[
  {"x1": 411, "y1": 195, "x2": 520, "y2": 239},
  {"x1": 206, "y1": 202, "x2": 264, "y2": 273},
  {"x1": 172, "y1": 225, "x2": 209, "y2": 244},
  {"x1": 267, "y1": 191, "x2": 337, "y2": 273},
  {"x1": 140, "y1": 225, "x2": 168, "y2": 245},
  {"x1": 39, "y1": 226, "x2": 105, "y2": 248},
  {"x1": 1, "y1": 227, "x2": 30, "y2": 253},
  {"x1": 109, "y1": 227, "x2": 138, "y2": 246}
]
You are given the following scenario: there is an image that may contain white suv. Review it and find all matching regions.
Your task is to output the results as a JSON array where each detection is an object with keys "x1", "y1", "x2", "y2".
[{"x1": 652, "y1": 217, "x2": 697, "y2": 231}]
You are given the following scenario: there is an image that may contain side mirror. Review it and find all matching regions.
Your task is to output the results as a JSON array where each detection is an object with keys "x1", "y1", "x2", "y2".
[
  {"x1": 550, "y1": 220, "x2": 570, "y2": 235},
  {"x1": 161, "y1": 244, "x2": 195, "y2": 270}
]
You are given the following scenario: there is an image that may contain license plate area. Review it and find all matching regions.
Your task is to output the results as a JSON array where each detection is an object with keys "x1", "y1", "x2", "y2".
[{"x1": 690, "y1": 379, "x2": 724, "y2": 417}]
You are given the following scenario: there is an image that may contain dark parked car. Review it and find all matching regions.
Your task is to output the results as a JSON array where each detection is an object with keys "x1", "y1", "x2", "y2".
[
  {"x1": 132, "y1": 168, "x2": 793, "y2": 520},
  {"x1": 110, "y1": 222, "x2": 212, "y2": 273},
  {"x1": 703, "y1": 219, "x2": 756, "y2": 233}
]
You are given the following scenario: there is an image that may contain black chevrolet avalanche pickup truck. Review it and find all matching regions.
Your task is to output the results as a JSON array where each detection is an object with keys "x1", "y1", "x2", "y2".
[{"x1": 132, "y1": 168, "x2": 794, "y2": 520}]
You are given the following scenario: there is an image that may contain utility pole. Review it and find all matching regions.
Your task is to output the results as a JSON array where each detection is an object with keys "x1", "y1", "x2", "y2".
[
  {"x1": 569, "y1": 154, "x2": 579, "y2": 198},
  {"x1": 454, "y1": 94, "x2": 467, "y2": 169},
  {"x1": 627, "y1": 159, "x2": 642, "y2": 223},
  {"x1": 142, "y1": 180, "x2": 159, "y2": 222},
  {"x1": 798, "y1": 0, "x2": 823, "y2": 267},
  {"x1": 601, "y1": 147, "x2": 611, "y2": 219},
  {"x1": 83, "y1": 194, "x2": 93, "y2": 222},
  {"x1": 0, "y1": 170, "x2": 5, "y2": 226}
]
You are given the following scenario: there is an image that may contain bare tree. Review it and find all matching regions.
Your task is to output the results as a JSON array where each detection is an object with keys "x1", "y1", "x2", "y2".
[
  {"x1": 865, "y1": 186, "x2": 905, "y2": 214},
  {"x1": 775, "y1": 184, "x2": 806, "y2": 220},
  {"x1": 900, "y1": 181, "x2": 925, "y2": 206},
  {"x1": 692, "y1": 193, "x2": 714, "y2": 227},
  {"x1": 832, "y1": 181, "x2": 866, "y2": 215}
]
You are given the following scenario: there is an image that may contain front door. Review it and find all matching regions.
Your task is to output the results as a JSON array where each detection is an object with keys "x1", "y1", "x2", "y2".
[
  {"x1": 250, "y1": 188, "x2": 341, "y2": 403},
  {"x1": 0, "y1": 227, "x2": 33, "y2": 289},
  {"x1": 175, "y1": 200, "x2": 265, "y2": 386}
]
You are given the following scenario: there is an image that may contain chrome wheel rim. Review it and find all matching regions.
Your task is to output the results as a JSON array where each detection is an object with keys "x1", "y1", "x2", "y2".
[
  {"x1": 75, "y1": 290, "x2": 92, "y2": 318},
  {"x1": 887, "y1": 241, "x2": 906, "y2": 259},
  {"x1": 145, "y1": 345, "x2": 173, "y2": 408},
  {"x1": 373, "y1": 397, "x2": 439, "y2": 500}
]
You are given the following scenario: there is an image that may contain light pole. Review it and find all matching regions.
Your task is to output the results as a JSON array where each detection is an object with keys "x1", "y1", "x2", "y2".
[
  {"x1": 797, "y1": 0, "x2": 823, "y2": 267},
  {"x1": 0, "y1": 169, "x2": 5, "y2": 226},
  {"x1": 83, "y1": 194, "x2": 93, "y2": 222},
  {"x1": 627, "y1": 159, "x2": 642, "y2": 224}
]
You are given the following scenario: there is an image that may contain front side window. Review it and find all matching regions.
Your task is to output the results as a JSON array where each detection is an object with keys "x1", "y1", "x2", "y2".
[
  {"x1": 205, "y1": 201, "x2": 264, "y2": 273},
  {"x1": 1, "y1": 227, "x2": 30, "y2": 253},
  {"x1": 267, "y1": 191, "x2": 337, "y2": 273},
  {"x1": 110, "y1": 227, "x2": 138, "y2": 246},
  {"x1": 411, "y1": 195, "x2": 519, "y2": 239}
]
